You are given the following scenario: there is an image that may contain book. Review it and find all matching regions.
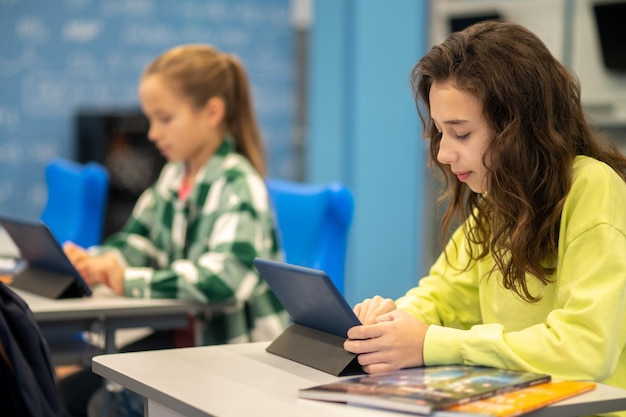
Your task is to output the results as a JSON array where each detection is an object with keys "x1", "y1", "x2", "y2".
[
  {"x1": 440, "y1": 380, "x2": 596, "y2": 417},
  {"x1": 298, "y1": 365, "x2": 551, "y2": 415}
]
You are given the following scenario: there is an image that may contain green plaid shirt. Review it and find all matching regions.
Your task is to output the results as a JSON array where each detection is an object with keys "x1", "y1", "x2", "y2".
[{"x1": 101, "y1": 137, "x2": 286, "y2": 344}]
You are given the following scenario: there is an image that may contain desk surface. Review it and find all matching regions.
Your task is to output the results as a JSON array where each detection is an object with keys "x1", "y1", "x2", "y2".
[
  {"x1": 13, "y1": 286, "x2": 199, "y2": 322},
  {"x1": 92, "y1": 342, "x2": 626, "y2": 417}
]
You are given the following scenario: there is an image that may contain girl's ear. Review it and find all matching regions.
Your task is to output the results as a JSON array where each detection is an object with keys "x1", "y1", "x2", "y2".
[{"x1": 203, "y1": 97, "x2": 226, "y2": 128}]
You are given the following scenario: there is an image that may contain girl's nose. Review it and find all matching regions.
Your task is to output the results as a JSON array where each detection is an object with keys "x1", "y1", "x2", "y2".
[
  {"x1": 436, "y1": 134, "x2": 457, "y2": 165},
  {"x1": 147, "y1": 125, "x2": 158, "y2": 142}
]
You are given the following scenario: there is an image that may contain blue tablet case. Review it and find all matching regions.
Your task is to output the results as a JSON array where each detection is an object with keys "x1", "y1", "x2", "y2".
[
  {"x1": 254, "y1": 258, "x2": 363, "y2": 376},
  {"x1": 0, "y1": 216, "x2": 92, "y2": 298}
]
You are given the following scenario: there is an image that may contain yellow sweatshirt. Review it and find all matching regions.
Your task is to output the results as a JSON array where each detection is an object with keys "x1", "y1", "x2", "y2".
[{"x1": 397, "y1": 156, "x2": 626, "y2": 416}]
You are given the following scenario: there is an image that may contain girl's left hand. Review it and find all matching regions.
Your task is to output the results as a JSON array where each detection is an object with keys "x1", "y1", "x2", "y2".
[
  {"x1": 344, "y1": 310, "x2": 428, "y2": 373},
  {"x1": 353, "y1": 295, "x2": 397, "y2": 325}
]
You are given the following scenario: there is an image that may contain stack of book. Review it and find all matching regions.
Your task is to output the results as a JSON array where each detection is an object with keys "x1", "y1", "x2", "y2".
[
  {"x1": 440, "y1": 380, "x2": 596, "y2": 416},
  {"x1": 298, "y1": 365, "x2": 595, "y2": 416}
]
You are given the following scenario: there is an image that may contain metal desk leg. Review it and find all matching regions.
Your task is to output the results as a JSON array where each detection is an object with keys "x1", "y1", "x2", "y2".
[{"x1": 102, "y1": 322, "x2": 125, "y2": 417}]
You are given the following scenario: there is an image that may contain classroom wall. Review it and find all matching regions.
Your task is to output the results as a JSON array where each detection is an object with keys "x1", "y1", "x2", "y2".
[
  {"x1": 308, "y1": 0, "x2": 429, "y2": 306},
  {"x1": 570, "y1": 0, "x2": 626, "y2": 122},
  {"x1": 0, "y1": 0, "x2": 295, "y2": 220}
]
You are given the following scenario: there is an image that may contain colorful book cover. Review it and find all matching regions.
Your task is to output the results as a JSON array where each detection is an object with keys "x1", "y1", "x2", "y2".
[
  {"x1": 298, "y1": 365, "x2": 551, "y2": 415},
  {"x1": 442, "y1": 380, "x2": 596, "y2": 416}
]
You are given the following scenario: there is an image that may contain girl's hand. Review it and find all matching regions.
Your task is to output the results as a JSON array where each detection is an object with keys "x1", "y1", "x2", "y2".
[
  {"x1": 353, "y1": 295, "x2": 397, "y2": 325},
  {"x1": 63, "y1": 242, "x2": 95, "y2": 285},
  {"x1": 63, "y1": 242, "x2": 125, "y2": 295},
  {"x1": 344, "y1": 310, "x2": 428, "y2": 374}
]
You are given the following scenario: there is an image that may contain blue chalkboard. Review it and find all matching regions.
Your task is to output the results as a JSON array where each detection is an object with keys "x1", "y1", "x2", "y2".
[{"x1": 0, "y1": 0, "x2": 295, "y2": 220}]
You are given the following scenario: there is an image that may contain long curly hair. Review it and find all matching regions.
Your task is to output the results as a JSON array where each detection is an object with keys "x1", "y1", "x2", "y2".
[{"x1": 412, "y1": 21, "x2": 626, "y2": 302}]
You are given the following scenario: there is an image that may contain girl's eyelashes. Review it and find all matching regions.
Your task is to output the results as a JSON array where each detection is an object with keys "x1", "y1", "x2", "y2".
[
  {"x1": 437, "y1": 130, "x2": 469, "y2": 140},
  {"x1": 147, "y1": 114, "x2": 171, "y2": 124},
  {"x1": 432, "y1": 118, "x2": 469, "y2": 140}
]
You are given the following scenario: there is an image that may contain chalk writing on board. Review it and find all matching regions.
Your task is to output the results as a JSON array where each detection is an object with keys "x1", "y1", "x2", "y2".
[{"x1": 0, "y1": 0, "x2": 294, "y2": 220}]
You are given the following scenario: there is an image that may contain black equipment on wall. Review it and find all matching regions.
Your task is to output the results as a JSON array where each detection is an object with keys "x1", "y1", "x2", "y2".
[{"x1": 75, "y1": 110, "x2": 166, "y2": 239}]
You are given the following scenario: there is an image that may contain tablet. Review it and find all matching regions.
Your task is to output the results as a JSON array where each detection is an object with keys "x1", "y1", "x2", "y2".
[
  {"x1": 254, "y1": 258, "x2": 360, "y2": 337},
  {"x1": 0, "y1": 216, "x2": 92, "y2": 298}
]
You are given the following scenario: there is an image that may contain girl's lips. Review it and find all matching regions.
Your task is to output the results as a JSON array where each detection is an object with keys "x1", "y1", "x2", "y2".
[{"x1": 455, "y1": 171, "x2": 471, "y2": 182}]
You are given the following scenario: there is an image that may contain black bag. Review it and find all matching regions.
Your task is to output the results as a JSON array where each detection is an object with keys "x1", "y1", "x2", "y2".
[{"x1": 0, "y1": 282, "x2": 61, "y2": 417}]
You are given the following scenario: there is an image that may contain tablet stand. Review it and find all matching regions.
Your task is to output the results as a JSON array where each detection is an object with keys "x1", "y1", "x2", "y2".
[
  {"x1": 11, "y1": 265, "x2": 84, "y2": 299},
  {"x1": 266, "y1": 323, "x2": 363, "y2": 376}
]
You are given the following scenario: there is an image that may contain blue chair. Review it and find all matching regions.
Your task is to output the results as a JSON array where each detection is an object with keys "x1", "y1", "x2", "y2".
[
  {"x1": 265, "y1": 178, "x2": 354, "y2": 294},
  {"x1": 40, "y1": 158, "x2": 109, "y2": 248}
]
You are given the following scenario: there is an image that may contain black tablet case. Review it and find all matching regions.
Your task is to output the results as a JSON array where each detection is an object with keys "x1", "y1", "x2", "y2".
[
  {"x1": 0, "y1": 217, "x2": 92, "y2": 299},
  {"x1": 254, "y1": 258, "x2": 363, "y2": 376}
]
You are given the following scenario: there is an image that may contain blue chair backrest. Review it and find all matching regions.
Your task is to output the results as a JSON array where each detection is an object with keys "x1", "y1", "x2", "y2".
[
  {"x1": 40, "y1": 158, "x2": 109, "y2": 248},
  {"x1": 265, "y1": 178, "x2": 354, "y2": 294}
]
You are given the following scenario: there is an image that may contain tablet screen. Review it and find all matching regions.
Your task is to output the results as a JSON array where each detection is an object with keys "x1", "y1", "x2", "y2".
[
  {"x1": 254, "y1": 258, "x2": 360, "y2": 337},
  {"x1": 0, "y1": 216, "x2": 92, "y2": 297}
]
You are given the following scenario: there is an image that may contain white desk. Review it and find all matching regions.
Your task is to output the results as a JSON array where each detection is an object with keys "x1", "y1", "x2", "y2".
[
  {"x1": 13, "y1": 286, "x2": 203, "y2": 365},
  {"x1": 92, "y1": 342, "x2": 626, "y2": 417}
]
